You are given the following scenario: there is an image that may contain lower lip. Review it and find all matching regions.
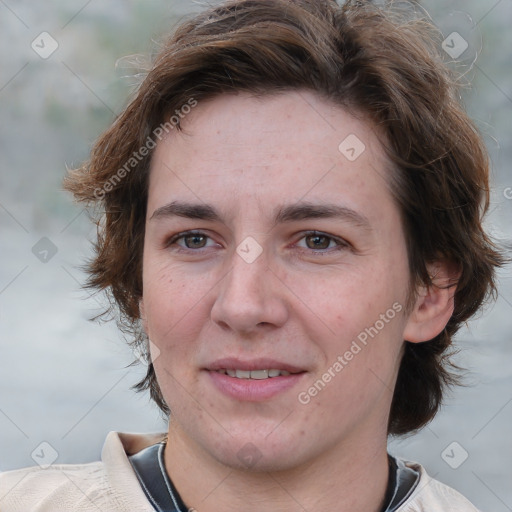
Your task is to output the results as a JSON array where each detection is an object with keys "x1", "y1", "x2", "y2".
[{"x1": 207, "y1": 370, "x2": 305, "y2": 401}]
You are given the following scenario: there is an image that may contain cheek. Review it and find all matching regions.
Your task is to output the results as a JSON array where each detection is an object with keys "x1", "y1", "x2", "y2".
[
  {"x1": 289, "y1": 265, "x2": 391, "y2": 333},
  {"x1": 293, "y1": 265, "x2": 407, "y2": 371},
  {"x1": 142, "y1": 263, "x2": 208, "y2": 347}
]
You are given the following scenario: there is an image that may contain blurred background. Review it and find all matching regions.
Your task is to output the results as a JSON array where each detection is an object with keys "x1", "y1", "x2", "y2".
[{"x1": 0, "y1": 0, "x2": 511, "y2": 510}]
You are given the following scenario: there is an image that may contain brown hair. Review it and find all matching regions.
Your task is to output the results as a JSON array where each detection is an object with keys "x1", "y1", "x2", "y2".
[{"x1": 64, "y1": 0, "x2": 504, "y2": 435}]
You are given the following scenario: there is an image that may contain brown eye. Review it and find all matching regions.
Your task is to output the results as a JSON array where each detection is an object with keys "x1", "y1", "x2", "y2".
[
  {"x1": 295, "y1": 231, "x2": 349, "y2": 256},
  {"x1": 166, "y1": 231, "x2": 215, "y2": 251},
  {"x1": 304, "y1": 234, "x2": 332, "y2": 250},
  {"x1": 183, "y1": 233, "x2": 208, "y2": 249}
]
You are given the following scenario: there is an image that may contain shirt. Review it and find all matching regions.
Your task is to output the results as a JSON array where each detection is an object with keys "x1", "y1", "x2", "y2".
[
  {"x1": 129, "y1": 442, "x2": 420, "y2": 512},
  {"x1": 0, "y1": 431, "x2": 481, "y2": 511}
]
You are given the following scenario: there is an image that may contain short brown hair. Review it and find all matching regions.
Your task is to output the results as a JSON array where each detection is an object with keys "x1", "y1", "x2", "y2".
[{"x1": 65, "y1": 0, "x2": 504, "y2": 435}]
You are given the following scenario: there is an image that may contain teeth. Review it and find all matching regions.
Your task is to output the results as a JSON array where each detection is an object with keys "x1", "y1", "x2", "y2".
[
  {"x1": 250, "y1": 369, "x2": 268, "y2": 380},
  {"x1": 216, "y1": 369, "x2": 293, "y2": 379}
]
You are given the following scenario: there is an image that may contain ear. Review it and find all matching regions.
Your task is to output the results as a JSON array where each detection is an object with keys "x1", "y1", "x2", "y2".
[{"x1": 403, "y1": 260, "x2": 461, "y2": 343}]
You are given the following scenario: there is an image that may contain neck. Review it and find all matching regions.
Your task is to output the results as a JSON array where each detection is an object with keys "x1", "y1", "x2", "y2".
[{"x1": 164, "y1": 423, "x2": 390, "y2": 512}]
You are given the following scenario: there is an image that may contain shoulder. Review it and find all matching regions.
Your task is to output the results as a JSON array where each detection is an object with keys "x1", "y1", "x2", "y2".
[
  {"x1": 0, "y1": 460, "x2": 112, "y2": 511},
  {"x1": 397, "y1": 459, "x2": 481, "y2": 512},
  {"x1": 0, "y1": 432, "x2": 163, "y2": 512}
]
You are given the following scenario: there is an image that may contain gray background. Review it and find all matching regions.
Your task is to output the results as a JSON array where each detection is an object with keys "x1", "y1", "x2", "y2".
[{"x1": 1, "y1": 1, "x2": 511, "y2": 510}]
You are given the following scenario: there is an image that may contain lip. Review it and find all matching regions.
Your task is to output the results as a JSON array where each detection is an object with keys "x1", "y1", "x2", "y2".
[
  {"x1": 205, "y1": 357, "x2": 307, "y2": 402},
  {"x1": 206, "y1": 357, "x2": 305, "y2": 374}
]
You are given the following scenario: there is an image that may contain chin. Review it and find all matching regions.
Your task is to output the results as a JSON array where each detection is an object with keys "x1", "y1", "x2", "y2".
[
  {"x1": 215, "y1": 444, "x2": 304, "y2": 473},
  {"x1": 203, "y1": 426, "x2": 311, "y2": 473}
]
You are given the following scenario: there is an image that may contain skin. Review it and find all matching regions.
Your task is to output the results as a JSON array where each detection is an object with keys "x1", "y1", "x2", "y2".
[{"x1": 140, "y1": 91, "x2": 456, "y2": 512}]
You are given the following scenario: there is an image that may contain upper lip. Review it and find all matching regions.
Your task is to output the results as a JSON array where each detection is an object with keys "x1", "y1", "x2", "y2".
[{"x1": 206, "y1": 357, "x2": 306, "y2": 374}]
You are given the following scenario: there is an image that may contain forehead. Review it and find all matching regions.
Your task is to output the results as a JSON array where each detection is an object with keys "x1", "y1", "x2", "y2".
[{"x1": 147, "y1": 91, "x2": 395, "y2": 224}]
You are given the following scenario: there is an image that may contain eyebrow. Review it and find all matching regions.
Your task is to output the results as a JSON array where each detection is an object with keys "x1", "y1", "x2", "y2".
[{"x1": 150, "y1": 200, "x2": 372, "y2": 232}]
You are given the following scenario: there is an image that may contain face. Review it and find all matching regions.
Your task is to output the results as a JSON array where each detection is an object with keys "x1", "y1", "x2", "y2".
[{"x1": 141, "y1": 91, "x2": 413, "y2": 472}]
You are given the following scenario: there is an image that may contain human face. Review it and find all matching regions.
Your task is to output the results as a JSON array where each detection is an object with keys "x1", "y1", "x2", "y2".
[{"x1": 141, "y1": 91, "x2": 412, "y2": 471}]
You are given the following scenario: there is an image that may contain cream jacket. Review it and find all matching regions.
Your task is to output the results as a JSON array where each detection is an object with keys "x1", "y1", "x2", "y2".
[{"x1": 0, "y1": 431, "x2": 479, "y2": 511}]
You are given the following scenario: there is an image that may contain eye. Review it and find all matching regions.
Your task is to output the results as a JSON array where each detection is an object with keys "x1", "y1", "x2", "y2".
[
  {"x1": 165, "y1": 231, "x2": 217, "y2": 250},
  {"x1": 296, "y1": 231, "x2": 348, "y2": 252}
]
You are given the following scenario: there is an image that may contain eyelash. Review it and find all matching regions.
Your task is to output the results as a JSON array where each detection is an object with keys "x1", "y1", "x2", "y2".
[{"x1": 165, "y1": 230, "x2": 349, "y2": 255}]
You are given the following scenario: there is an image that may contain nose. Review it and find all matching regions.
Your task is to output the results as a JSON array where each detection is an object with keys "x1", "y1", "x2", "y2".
[{"x1": 210, "y1": 248, "x2": 289, "y2": 334}]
